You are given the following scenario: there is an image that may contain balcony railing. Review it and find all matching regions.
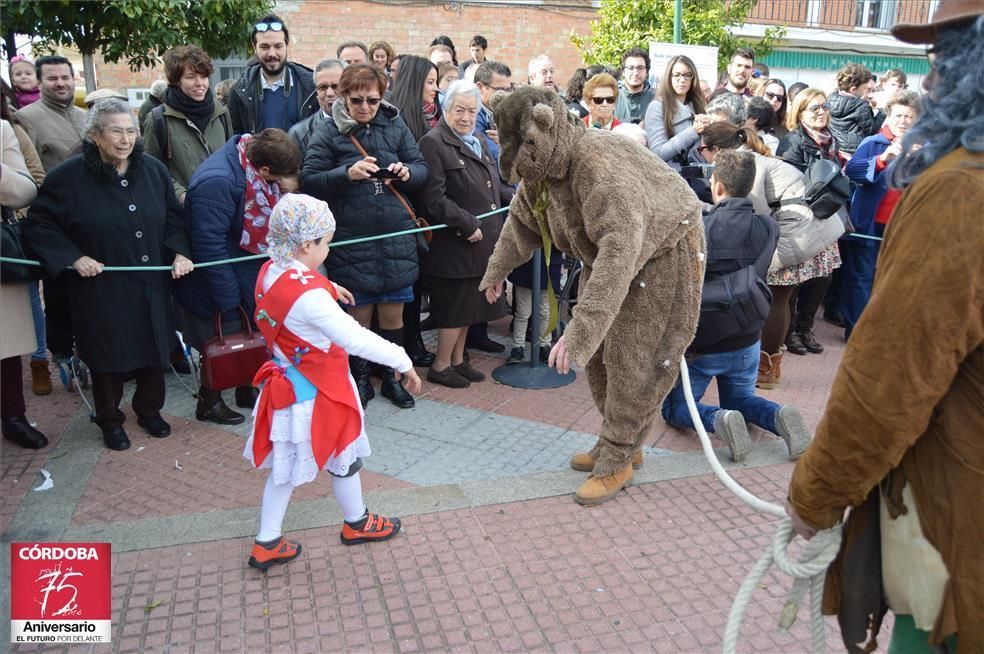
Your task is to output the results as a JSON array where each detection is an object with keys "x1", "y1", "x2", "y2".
[{"x1": 744, "y1": 0, "x2": 935, "y2": 32}]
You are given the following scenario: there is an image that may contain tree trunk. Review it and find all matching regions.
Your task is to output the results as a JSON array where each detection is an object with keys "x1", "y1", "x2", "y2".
[
  {"x1": 82, "y1": 51, "x2": 97, "y2": 93},
  {"x1": 3, "y1": 30, "x2": 17, "y2": 63}
]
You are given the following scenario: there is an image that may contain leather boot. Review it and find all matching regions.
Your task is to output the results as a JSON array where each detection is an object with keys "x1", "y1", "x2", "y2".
[
  {"x1": 404, "y1": 328, "x2": 436, "y2": 367},
  {"x1": 235, "y1": 385, "x2": 260, "y2": 409},
  {"x1": 574, "y1": 463, "x2": 633, "y2": 506},
  {"x1": 30, "y1": 359, "x2": 53, "y2": 395},
  {"x1": 377, "y1": 329, "x2": 415, "y2": 409},
  {"x1": 570, "y1": 449, "x2": 643, "y2": 472},
  {"x1": 2, "y1": 415, "x2": 49, "y2": 449},
  {"x1": 756, "y1": 351, "x2": 778, "y2": 390},
  {"x1": 772, "y1": 351, "x2": 783, "y2": 382},
  {"x1": 349, "y1": 356, "x2": 374, "y2": 409},
  {"x1": 195, "y1": 386, "x2": 245, "y2": 425}
]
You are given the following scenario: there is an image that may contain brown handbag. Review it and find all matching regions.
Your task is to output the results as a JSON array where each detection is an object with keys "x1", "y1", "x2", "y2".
[
  {"x1": 347, "y1": 134, "x2": 432, "y2": 243},
  {"x1": 200, "y1": 307, "x2": 270, "y2": 391}
]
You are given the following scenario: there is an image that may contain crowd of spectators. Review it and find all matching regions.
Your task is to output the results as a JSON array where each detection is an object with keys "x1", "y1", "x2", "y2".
[{"x1": 0, "y1": 15, "x2": 919, "y2": 455}]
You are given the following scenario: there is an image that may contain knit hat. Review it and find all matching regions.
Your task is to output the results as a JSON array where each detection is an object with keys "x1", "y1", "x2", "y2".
[{"x1": 266, "y1": 194, "x2": 336, "y2": 266}]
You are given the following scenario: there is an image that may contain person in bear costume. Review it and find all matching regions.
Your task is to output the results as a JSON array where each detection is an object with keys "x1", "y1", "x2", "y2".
[{"x1": 480, "y1": 86, "x2": 706, "y2": 505}]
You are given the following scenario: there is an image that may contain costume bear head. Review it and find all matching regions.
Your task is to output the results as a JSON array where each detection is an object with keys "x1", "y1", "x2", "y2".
[{"x1": 489, "y1": 86, "x2": 583, "y2": 185}]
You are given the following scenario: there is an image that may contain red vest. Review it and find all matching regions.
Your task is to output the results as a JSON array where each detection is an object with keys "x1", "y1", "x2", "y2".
[{"x1": 249, "y1": 261, "x2": 363, "y2": 470}]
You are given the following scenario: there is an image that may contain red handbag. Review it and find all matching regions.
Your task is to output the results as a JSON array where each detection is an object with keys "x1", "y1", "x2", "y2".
[{"x1": 201, "y1": 308, "x2": 270, "y2": 391}]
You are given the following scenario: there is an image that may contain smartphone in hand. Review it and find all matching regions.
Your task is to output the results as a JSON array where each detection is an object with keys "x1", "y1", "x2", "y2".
[{"x1": 370, "y1": 168, "x2": 401, "y2": 180}]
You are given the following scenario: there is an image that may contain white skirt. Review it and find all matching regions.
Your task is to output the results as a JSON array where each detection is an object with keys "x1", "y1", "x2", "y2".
[{"x1": 243, "y1": 376, "x2": 371, "y2": 487}]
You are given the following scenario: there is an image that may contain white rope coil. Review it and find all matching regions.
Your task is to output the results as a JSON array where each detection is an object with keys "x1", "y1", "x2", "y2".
[{"x1": 678, "y1": 354, "x2": 843, "y2": 654}]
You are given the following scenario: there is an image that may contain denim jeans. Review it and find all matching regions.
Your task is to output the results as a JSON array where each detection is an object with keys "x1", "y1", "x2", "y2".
[
  {"x1": 661, "y1": 341, "x2": 780, "y2": 435},
  {"x1": 28, "y1": 282, "x2": 47, "y2": 360}
]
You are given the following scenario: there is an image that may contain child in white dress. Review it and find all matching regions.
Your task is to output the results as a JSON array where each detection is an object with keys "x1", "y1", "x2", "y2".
[{"x1": 244, "y1": 194, "x2": 422, "y2": 570}]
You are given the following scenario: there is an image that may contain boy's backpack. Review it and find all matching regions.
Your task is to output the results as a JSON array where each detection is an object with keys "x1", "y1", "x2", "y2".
[
  {"x1": 150, "y1": 104, "x2": 233, "y2": 167},
  {"x1": 772, "y1": 158, "x2": 851, "y2": 220},
  {"x1": 691, "y1": 241, "x2": 774, "y2": 351}
]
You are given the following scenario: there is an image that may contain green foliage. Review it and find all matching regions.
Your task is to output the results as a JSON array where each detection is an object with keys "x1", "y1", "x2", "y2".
[
  {"x1": 1, "y1": 0, "x2": 275, "y2": 70},
  {"x1": 571, "y1": 0, "x2": 786, "y2": 72}
]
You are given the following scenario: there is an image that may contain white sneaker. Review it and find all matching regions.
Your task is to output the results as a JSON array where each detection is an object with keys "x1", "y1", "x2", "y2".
[
  {"x1": 775, "y1": 405, "x2": 811, "y2": 460},
  {"x1": 713, "y1": 410, "x2": 752, "y2": 462}
]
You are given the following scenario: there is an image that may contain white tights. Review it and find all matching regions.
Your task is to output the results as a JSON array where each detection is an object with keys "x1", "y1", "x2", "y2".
[{"x1": 256, "y1": 471, "x2": 366, "y2": 542}]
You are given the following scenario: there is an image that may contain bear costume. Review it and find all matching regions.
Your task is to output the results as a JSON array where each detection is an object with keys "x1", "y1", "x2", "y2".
[{"x1": 479, "y1": 86, "x2": 706, "y2": 505}]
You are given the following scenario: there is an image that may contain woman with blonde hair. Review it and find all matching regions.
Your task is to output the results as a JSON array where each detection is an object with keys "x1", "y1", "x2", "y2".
[
  {"x1": 581, "y1": 73, "x2": 620, "y2": 130},
  {"x1": 369, "y1": 41, "x2": 395, "y2": 72}
]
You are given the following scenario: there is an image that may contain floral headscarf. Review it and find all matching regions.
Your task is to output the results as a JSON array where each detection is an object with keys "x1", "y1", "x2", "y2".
[{"x1": 266, "y1": 194, "x2": 336, "y2": 267}]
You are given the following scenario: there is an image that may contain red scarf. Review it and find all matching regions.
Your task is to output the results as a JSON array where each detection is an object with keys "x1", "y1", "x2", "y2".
[
  {"x1": 237, "y1": 134, "x2": 282, "y2": 254},
  {"x1": 875, "y1": 124, "x2": 903, "y2": 226}
]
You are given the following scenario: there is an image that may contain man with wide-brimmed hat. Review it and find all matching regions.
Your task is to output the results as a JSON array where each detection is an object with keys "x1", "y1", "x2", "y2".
[{"x1": 785, "y1": 2, "x2": 984, "y2": 652}]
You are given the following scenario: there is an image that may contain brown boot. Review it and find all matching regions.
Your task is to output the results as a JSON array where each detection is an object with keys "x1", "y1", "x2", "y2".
[
  {"x1": 756, "y1": 351, "x2": 778, "y2": 390},
  {"x1": 574, "y1": 464, "x2": 634, "y2": 506},
  {"x1": 30, "y1": 359, "x2": 52, "y2": 395},
  {"x1": 772, "y1": 351, "x2": 783, "y2": 383},
  {"x1": 570, "y1": 449, "x2": 643, "y2": 472}
]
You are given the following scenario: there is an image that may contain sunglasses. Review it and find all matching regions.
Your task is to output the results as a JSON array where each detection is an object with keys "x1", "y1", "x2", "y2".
[
  {"x1": 696, "y1": 144, "x2": 715, "y2": 154},
  {"x1": 254, "y1": 21, "x2": 284, "y2": 32},
  {"x1": 764, "y1": 91, "x2": 785, "y2": 101},
  {"x1": 348, "y1": 96, "x2": 381, "y2": 106},
  {"x1": 591, "y1": 96, "x2": 616, "y2": 105},
  {"x1": 807, "y1": 103, "x2": 830, "y2": 112},
  {"x1": 317, "y1": 83, "x2": 340, "y2": 92}
]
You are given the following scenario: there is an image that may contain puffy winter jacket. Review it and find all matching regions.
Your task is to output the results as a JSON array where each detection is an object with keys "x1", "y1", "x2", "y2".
[
  {"x1": 173, "y1": 136, "x2": 263, "y2": 320},
  {"x1": 776, "y1": 126, "x2": 839, "y2": 172},
  {"x1": 825, "y1": 91, "x2": 874, "y2": 156},
  {"x1": 300, "y1": 100, "x2": 428, "y2": 294}
]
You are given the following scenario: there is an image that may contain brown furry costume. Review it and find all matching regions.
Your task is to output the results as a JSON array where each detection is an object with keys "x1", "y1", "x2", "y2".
[{"x1": 480, "y1": 86, "x2": 705, "y2": 480}]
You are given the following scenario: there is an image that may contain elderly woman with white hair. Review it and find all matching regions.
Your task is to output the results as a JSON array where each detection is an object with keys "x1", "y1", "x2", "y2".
[
  {"x1": 25, "y1": 99, "x2": 194, "y2": 451},
  {"x1": 415, "y1": 80, "x2": 512, "y2": 388}
]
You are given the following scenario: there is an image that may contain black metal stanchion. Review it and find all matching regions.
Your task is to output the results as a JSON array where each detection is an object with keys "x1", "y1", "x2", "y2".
[{"x1": 492, "y1": 249, "x2": 576, "y2": 389}]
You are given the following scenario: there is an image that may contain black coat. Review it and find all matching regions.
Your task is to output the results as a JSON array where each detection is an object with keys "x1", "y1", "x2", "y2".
[
  {"x1": 24, "y1": 143, "x2": 191, "y2": 373},
  {"x1": 300, "y1": 102, "x2": 428, "y2": 294},
  {"x1": 776, "y1": 126, "x2": 839, "y2": 173},
  {"x1": 227, "y1": 61, "x2": 318, "y2": 135},
  {"x1": 826, "y1": 91, "x2": 874, "y2": 156},
  {"x1": 695, "y1": 197, "x2": 779, "y2": 354},
  {"x1": 416, "y1": 119, "x2": 512, "y2": 279}
]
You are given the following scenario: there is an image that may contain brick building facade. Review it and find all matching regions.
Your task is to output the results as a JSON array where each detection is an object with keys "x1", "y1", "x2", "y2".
[{"x1": 92, "y1": 0, "x2": 597, "y2": 95}]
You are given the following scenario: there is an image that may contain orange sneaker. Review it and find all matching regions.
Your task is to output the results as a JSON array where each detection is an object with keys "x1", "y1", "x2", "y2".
[
  {"x1": 247, "y1": 536, "x2": 301, "y2": 570},
  {"x1": 340, "y1": 512, "x2": 401, "y2": 545}
]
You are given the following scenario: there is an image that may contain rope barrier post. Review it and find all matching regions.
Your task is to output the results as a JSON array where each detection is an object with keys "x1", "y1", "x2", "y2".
[{"x1": 492, "y1": 249, "x2": 575, "y2": 389}]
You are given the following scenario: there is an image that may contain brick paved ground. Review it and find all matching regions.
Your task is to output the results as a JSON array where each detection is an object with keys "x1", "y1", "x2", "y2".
[{"x1": 2, "y1": 319, "x2": 869, "y2": 653}]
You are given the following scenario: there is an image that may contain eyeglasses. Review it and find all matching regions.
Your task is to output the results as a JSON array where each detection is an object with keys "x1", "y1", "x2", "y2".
[
  {"x1": 254, "y1": 21, "x2": 284, "y2": 32},
  {"x1": 671, "y1": 72, "x2": 694, "y2": 81},
  {"x1": 590, "y1": 96, "x2": 616, "y2": 105},
  {"x1": 316, "y1": 83, "x2": 340, "y2": 92},
  {"x1": 806, "y1": 103, "x2": 830, "y2": 112},
  {"x1": 764, "y1": 91, "x2": 785, "y2": 102},
  {"x1": 623, "y1": 65, "x2": 647, "y2": 72},
  {"x1": 106, "y1": 127, "x2": 138, "y2": 139},
  {"x1": 348, "y1": 96, "x2": 381, "y2": 106}
]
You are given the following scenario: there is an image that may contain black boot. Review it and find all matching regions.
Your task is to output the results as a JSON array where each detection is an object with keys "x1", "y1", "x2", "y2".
[
  {"x1": 235, "y1": 385, "x2": 260, "y2": 409},
  {"x1": 404, "y1": 329, "x2": 435, "y2": 367},
  {"x1": 377, "y1": 329, "x2": 415, "y2": 409},
  {"x1": 195, "y1": 386, "x2": 245, "y2": 425},
  {"x1": 1, "y1": 415, "x2": 49, "y2": 449},
  {"x1": 349, "y1": 356, "x2": 375, "y2": 408}
]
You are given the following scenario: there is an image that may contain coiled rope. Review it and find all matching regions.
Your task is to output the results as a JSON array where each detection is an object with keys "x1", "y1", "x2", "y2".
[
  {"x1": 0, "y1": 207, "x2": 510, "y2": 272},
  {"x1": 678, "y1": 354, "x2": 843, "y2": 653}
]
